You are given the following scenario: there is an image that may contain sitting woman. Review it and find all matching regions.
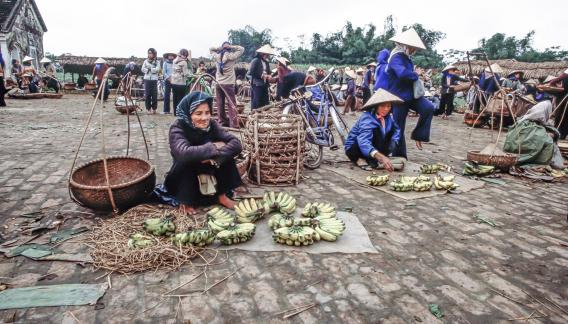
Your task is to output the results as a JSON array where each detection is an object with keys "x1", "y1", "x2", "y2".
[
  {"x1": 344, "y1": 89, "x2": 405, "y2": 172},
  {"x1": 155, "y1": 91, "x2": 243, "y2": 214},
  {"x1": 504, "y1": 100, "x2": 565, "y2": 169}
]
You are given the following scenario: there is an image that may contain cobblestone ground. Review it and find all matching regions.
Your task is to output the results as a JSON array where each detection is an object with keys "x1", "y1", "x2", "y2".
[{"x1": 0, "y1": 95, "x2": 567, "y2": 323}]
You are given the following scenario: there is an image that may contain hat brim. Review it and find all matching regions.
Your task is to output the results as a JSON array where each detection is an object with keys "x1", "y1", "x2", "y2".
[
  {"x1": 163, "y1": 53, "x2": 177, "y2": 58},
  {"x1": 361, "y1": 89, "x2": 404, "y2": 111}
]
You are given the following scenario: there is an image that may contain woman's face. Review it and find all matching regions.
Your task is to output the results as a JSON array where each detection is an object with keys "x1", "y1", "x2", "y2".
[
  {"x1": 148, "y1": 52, "x2": 155, "y2": 59},
  {"x1": 376, "y1": 103, "x2": 392, "y2": 117},
  {"x1": 191, "y1": 103, "x2": 211, "y2": 129}
]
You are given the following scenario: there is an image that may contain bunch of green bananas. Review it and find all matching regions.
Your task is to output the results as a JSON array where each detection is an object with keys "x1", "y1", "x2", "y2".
[
  {"x1": 389, "y1": 176, "x2": 416, "y2": 192},
  {"x1": 463, "y1": 162, "x2": 495, "y2": 176},
  {"x1": 314, "y1": 217, "x2": 346, "y2": 242},
  {"x1": 263, "y1": 191, "x2": 296, "y2": 214},
  {"x1": 207, "y1": 207, "x2": 235, "y2": 234},
  {"x1": 235, "y1": 198, "x2": 265, "y2": 223},
  {"x1": 267, "y1": 213, "x2": 295, "y2": 230},
  {"x1": 413, "y1": 177, "x2": 433, "y2": 192},
  {"x1": 128, "y1": 233, "x2": 155, "y2": 249},
  {"x1": 434, "y1": 175, "x2": 459, "y2": 190},
  {"x1": 420, "y1": 164, "x2": 442, "y2": 174},
  {"x1": 301, "y1": 202, "x2": 336, "y2": 218},
  {"x1": 273, "y1": 225, "x2": 317, "y2": 246},
  {"x1": 171, "y1": 228, "x2": 215, "y2": 247},
  {"x1": 366, "y1": 174, "x2": 390, "y2": 186},
  {"x1": 143, "y1": 218, "x2": 176, "y2": 236},
  {"x1": 216, "y1": 223, "x2": 256, "y2": 245}
]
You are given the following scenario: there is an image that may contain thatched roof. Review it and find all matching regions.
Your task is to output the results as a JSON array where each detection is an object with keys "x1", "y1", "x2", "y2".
[{"x1": 454, "y1": 59, "x2": 568, "y2": 79}]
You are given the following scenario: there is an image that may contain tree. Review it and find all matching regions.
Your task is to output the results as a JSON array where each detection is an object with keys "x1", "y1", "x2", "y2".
[
  {"x1": 473, "y1": 31, "x2": 568, "y2": 62},
  {"x1": 227, "y1": 26, "x2": 274, "y2": 61}
]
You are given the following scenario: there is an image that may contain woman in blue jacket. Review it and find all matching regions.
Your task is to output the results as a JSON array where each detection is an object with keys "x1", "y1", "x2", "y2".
[
  {"x1": 375, "y1": 28, "x2": 436, "y2": 158},
  {"x1": 344, "y1": 89, "x2": 404, "y2": 172}
]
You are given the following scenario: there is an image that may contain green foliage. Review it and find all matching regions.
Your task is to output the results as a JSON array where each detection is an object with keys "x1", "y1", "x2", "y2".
[
  {"x1": 473, "y1": 31, "x2": 568, "y2": 62},
  {"x1": 227, "y1": 25, "x2": 274, "y2": 61}
]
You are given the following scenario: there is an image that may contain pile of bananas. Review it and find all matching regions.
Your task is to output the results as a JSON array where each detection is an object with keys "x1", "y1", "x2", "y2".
[
  {"x1": 434, "y1": 175, "x2": 459, "y2": 190},
  {"x1": 263, "y1": 191, "x2": 297, "y2": 215},
  {"x1": 267, "y1": 213, "x2": 295, "y2": 230},
  {"x1": 273, "y1": 225, "x2": 317, "y2": 246},
  {"x1": 142, "y1": 218, "x2": 176, "y2": 236},
  {"x1": 366, "y1": 174, "x2": 390, "y2": 186},
  {"x1": 235, "y1": 198, "x2": 265, "y2": 223},
  {"x1": 413, "y1": 176, "x2": 433, "y2": 192},
  {"x1": 216, "y1": 223, "x2": 256, "y2": 245},
  {"x1": 390, "y1": 176, "x2": 417, "y2": 192},
  {"x1": 301, "y1": 202, "x2": 336, "y2": 218},
  {"x1": 314, "y1": 217, "x2": 346, "y2": 242},
  {"x1": 463, "y1": 162, "x2": 495, "y2": 176},
  {"x1": 207, "y1": 207, "x2": 234, "y2": 234},
  {"x1": 420, "y1": 164, "x2": 443, "y2": 174},
  {"x1": 128, "y1": 233, "x2": 155, "y2": 249},
  {"x1": 171, "y1": 228, "x2": 215, "y2": 247}
]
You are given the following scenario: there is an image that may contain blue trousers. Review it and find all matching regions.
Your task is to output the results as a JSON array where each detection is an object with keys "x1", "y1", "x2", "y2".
[
  {"x1": 163, "y1": 80, "x2": 172, "y2": 113},
  {"x1": 392, "y1": 97, "x2": 435, "y2": 158}
]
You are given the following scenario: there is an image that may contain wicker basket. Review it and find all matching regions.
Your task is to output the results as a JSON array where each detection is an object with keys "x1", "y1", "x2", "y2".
[
  {"x1": 84, "y1": 82, "x2": 97, "y2": 91},
  {"x1": 64, "y1": 83, "x2": 76, "y2": 91},
  {"x1": 464, "y1": 111, "x2": 484, "y2": 127},
  {"x1": 236, "y1": 153, "x2": 250, "y2": 178},
  {"x1": 69, "y1": 156, "x2": 156, "y2": 211},
  {"x1": 115, "y1": 105, "x2": 139, "y2": 114},
  {"x1": 467, "y1": 150, "x2": 518, "y2": 169}
]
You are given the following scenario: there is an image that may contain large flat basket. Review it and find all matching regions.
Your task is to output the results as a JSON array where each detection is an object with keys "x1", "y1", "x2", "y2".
[{"x1": 467, "y1": 150, "x2": 518, "y2": 169}]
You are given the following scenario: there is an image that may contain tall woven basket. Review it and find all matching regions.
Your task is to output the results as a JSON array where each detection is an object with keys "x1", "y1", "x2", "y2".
[{"x1": 244, "y1": 113, "x2": 305, "y2": 185}]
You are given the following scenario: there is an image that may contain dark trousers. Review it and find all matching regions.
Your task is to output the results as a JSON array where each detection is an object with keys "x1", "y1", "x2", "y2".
[
  {"x1": 164, "y1": 159, "x2": 242, "y2": 206},
  {"x1": 172, "y1": 84, "x2": 188, "y2": 116},
  {"x1": 555, "y1": 102, "x2": 568, "y2": 139},
  {"x1": 95, "y1": 79, "x2": 109, "y2": 100},
  {"x1": 392, "y1": 97, "x2": 435, "y2": 158},
  {"x1": 344, "y1": 95, "x2": 356, "y2": 114},
  {"x1": 438, "y1": 92, "x2": 455, "y2": 115},
  {"x1": 362, "y1": 87, "x2": 371, "y2": 105},
  {"x1": 0, "y1": 77, "x2": 6, "y2": 106},
  {"x1": 345, "y1": 128, "x2": 395, "y2": 167},
  {"x1": 216, "y1": 84, "x2": 238, "y2": 127},
  {"x1": 144, "y1": 79, "x2": 158, "y2": 111},
  {"x1": 251, "y1": 84, "x2": 269, "y2": 109},
  {"x1": 163, "y1": 80, "x2": 172, "y2": 113},
  {"x1": 45, "y1": 78, "x2": 60, "y2": 93}
]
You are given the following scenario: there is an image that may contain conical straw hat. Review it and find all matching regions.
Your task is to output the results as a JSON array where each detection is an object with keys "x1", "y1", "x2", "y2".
[
  {"x1": 275, "y1": 56, "x2": 288, "y2": 66},
  {"x1": 362, "y1": 89, "x2": 404, "y2": 111},
  {"x1": 95, "y1": 57, "x2": 107, "y2": 64},
  {"x1": 389, "y1": 28, "x2": 426, "y2": 50},
  {"x1": 355, "y1": 67, "x2": 365, "y2": 73},
  {"x1": 484, "y1": 63, "x2": 503, "y2": 74},
  {"x1": 543, "y1": 75, "x2": 556, "y2": 83},
  {"x1": 307, "y1": 65, "x2": 316, "y2": 73},
  {"x1": 345, "y1": 70, "x2": 356, "y2": 79},
  {"x1": 22, "y1": 56, "x2": 34, "y2": 62},
  {"x1": 40, "y1": 57, "x2": 51, "y2": 63},
  {"x1": 442, "y1": 65, "x2": 457, "y2": 72},
  {"x1": 256, "y1": 44, "x2": 274, "y2": 55}
]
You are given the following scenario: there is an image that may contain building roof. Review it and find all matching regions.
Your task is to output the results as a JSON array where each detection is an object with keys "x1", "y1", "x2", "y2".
[
  {"x1": 1, "y1": 0, "x2": 47, "y2": 33},
  {"x1": 454, "y1": 59, "x2": 568, "y2": 79}
]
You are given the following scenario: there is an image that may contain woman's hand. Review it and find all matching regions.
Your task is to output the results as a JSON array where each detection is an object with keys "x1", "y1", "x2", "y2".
[{"x1": 373, "y1": 151, "x2": 394, "y2": 172}]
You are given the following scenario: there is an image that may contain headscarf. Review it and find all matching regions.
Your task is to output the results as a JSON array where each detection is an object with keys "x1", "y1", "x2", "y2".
[
  {"x1": 217, "y1": 41, "x2": 230, "y2": 75},
  {"x1": 519, "y1": 100, "x2": 553, "y2": 125},
  {"x1": 176, "y1": 91, "x2": 213, "y2": 131}
]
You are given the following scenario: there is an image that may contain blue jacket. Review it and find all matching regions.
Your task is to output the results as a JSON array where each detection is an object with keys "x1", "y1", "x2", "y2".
[
  {"x1": 373, "y1": 49, "x2": 389, "y2": 91},
  {"x1": 344, "y1": 111, "x2": 401, "y2": 157},
  {"x1": 478, "y1": 72, "x2": 501, "y2": 95},
  {"x1": 376, "y1": 52, "x2": 418, "y2": 101}
]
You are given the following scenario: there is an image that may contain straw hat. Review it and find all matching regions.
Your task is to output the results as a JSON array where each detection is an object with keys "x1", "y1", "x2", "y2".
[
  {"x1": 94, "y1": 57, "x2": 107, "y2": 64},
  {"x1": 340, "y1": 84, "x2": 348, "y2": 91},
  {"x1": 40, "y1": 57, "x2": 52, "y2": 63},
  {"x1": 162, "y1": 52, "x2": 177, "y2": 59},
  {"x1": 367, "y1": 62, "x2": 377, "y2": 67},
  {"x1": 256, "y1": 44, "x2": 275, "y2": 55},
  {"x1": 362, "y1": 89, "x2": 404, "y2": 111},
  {"x1": 442, "y1": 65, "x2": 457, "y2": 72},
  {"x1": 355, "y1": 67, "x2": 365, "y2": 73},
  {"x1": 484, "y1": 63, "x2": 503, "y2": 74},
  {"x1": 524, "y1": 79, "x2": 538, "y2": 86},
  {"x1": 22, "y1": 56, "x2": 34, "y2": 62},
  {"x1": 389, "y1": 28, "x2": 426, "y2": 50},
  {"x1": 507, "y1": 70, "x2": 524, "y2": 78},
  {"x1": 307, "y1": 66, "x2": 316, "y2": 73},
  {"x1": 543, "y1": 75, "x2": 556, "y2": 83},
  {"x1": 345, "y1": 70, "x2": 357, "y2": 79},
  {"x1": 275, "y1": 56, "x2": 289, "y2": 66},
  {"x1": 331, "y1": 84, "x2": 341, "y2": 91}
]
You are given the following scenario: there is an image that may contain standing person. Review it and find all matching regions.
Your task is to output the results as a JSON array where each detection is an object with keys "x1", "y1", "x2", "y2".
[
  {"x1": 171, "y1": 49, "x2": 192, "y2": 117},
  {"x1": 361, "y1": 63, "x2": 374, "y2": 104},
  {"x1": 274, "y1": 56, "x2": 292, "y2": 100},
  {"x1": 0, "y1": 49, "x2": 6, "y2": 107},
  {"x1": 40, "y1": 57, "x2": 60, "y2": 93},
  {"x1": 249, "y1": 44, "x2": 274, "y2": 109},
  {"x1": 162, "y1": 52, "x2": 176, "y2": 114},
  {"x1": 437, "y1": 65, "x2": 468, "y2": 118},
  {"x1": 543, "y1": 69, "x2": 568, "y2": 139},
  {"x1": 92, "y1": 58, "x2": 109, "y2": 100},
  {"x1": 196, "y1": 61, "x2": 207, "y2": 74},
  {"x1": 141, "y1": 48, "x2": 161, "y2": 114},
  {"x1": 343, "y1": 69, "x2": 357, "y2": 115},
  {"x1": 374, "y1": 49, "x2": 390, "y2": 91},
  {"x1": 21, "y1": 56, "x2": 38, "y2": 93},
  {"x1": 210, "y1": 41, "x2": 244, "y2": 128},
  {"x1": 375, "y1": 28, "x2": 436, "y2": 158},
  {"x1": 11, "y1": 59, "x2": 23, "y2": 87},
  {"x1": 276, "y1": 71, "x2": 316, "y2": 99}
]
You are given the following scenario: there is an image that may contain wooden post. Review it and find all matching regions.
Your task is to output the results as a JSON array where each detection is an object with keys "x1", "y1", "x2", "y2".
[
  {"x1": 295, "y1": 119, "x2": 302, "y2": 184},
  {"x1": 254, "y1": 118, "x2": 261, "y2": 185}
]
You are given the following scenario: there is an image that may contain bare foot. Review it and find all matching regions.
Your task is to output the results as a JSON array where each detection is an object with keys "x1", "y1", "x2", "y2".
[
  {"x1": 415, "y1": 140, "x2": 423, "y2": 150},
  {"x1": 178, "y1": 204, "x2": 197, "y2": 215},
  {"x1": 218, "y1": 194, "x2": 235, "y2": 209}
]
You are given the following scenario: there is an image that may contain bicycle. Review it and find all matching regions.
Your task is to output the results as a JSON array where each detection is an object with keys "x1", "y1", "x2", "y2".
[{"x1": 282, "y1": 68, "x2": 350, "y2": 169}]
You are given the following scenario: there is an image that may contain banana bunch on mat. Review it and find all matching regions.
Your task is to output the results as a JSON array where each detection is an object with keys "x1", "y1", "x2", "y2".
[
  {"x1": 366, "y1": 174, "x2": 389, "y2": 186},
  {"x1": 207, "y1": 207, "x2": 234, "y2": 233},
  {"x1": 142, "y1": 218, "x2": 176, "y2": 236},
  {"x1": 434, "y1": 175, "x2": 459, "y2": 190},
  {"x1": 263, "y1": 191, "x2": 297, "y2": 214},
  {"x1": 420, "y1": 164, "x2": 443, "y2": 174},
  {"x1": 413, "y1": 175, "x2": 433, "y2": 192},
  {"x1": 235, "y1": 198, "x2": 265, "y2": 223},
  {"x1": 273, "y1": 225, "x2": 317, "y2": 246},
  {"x1": 389, "y1": 176, "x2": 416, "y2": 192},
  {"x1": 128, "y1": 233, "x2": 155, "y2": 249},
  {"x1": 171, "y1": 228, "x2": 215, "y2": 247},
  {"x1": 301, "y1": 202, "x2": 336, "y2": 218},
  {"x1": 217, "y1": 223, "x2": 256, "y2": 245},
  {"x1": 268, "y1": 213, "x2": 295, "y2": 230},
  {"x1": 463, "y1": 162, "x2": 495, "y2": 176},
  {"x1": 314, "y1": 217, "x2": 346, "y2": 242}
]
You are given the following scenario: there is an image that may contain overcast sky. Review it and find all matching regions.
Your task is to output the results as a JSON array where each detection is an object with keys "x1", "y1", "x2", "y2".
[{"x1": 36, "y1": 0, "x2": 567, "y2": 60}]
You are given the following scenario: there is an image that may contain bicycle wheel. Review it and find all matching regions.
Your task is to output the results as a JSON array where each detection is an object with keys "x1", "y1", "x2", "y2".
[{"x1": 303, "y1": 141, "x2": 323, "y2": 169}]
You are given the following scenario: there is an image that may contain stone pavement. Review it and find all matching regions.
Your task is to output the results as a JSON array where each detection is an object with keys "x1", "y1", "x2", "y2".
[{"x1": 0, "y1": 95, "x2": 567, "y2": 323}]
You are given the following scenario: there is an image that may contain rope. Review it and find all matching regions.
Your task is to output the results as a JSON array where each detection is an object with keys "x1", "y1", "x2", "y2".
[{"x1": 98, "y1": 76, "x2": 118, "y2": 214}]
